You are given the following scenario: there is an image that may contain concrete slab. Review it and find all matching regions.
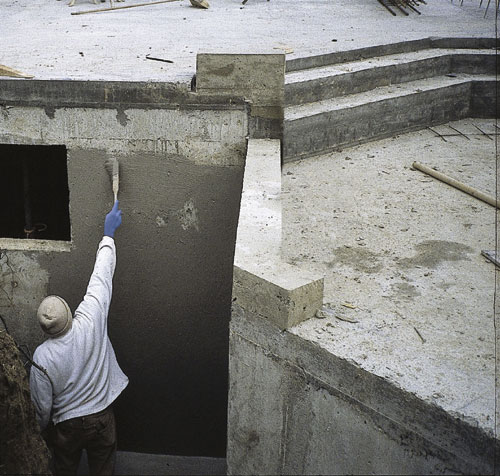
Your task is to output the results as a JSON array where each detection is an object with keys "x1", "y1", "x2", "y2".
[
  {"x1": 282, "y1": 117, "x2": 496, "y2": 436},
  {"x1": 1, "y1": 0, "x2": 494, "y2": 83}
]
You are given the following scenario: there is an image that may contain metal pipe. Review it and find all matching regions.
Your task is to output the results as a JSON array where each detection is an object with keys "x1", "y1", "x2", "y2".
[{"x1": 22, "y1": 158, "x2": 34, "y2": 238}]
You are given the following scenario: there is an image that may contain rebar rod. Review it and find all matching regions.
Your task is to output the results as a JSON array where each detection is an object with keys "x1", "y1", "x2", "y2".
[{"x1": 377, "y1": 0, "x2": 397, "y2": 15}]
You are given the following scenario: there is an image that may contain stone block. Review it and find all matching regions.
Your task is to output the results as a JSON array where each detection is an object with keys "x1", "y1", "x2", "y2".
[{"x1": 232, "y1": 262, "x2": 324, "y2": 330}]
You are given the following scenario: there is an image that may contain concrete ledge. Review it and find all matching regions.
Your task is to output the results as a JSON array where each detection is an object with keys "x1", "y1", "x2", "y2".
[
  {"x1": 228, "y1": 305, "x2": 498, "y2": 475},
  {"x1": 0, "y1": 79, "x2": 248, "y2": 110},
  {"x1": 233, "y1": 263, "x2": 323, "y2": 330},
  {"x1": 284, "y1": 79, "x2": 473, "y2": 163},
  {"x1": 286, "y1": 50, "x2": 497, "y2": 107},
  {"x1": 0, "y1": 238, "x2": 72, "y2": 253},
  {"x1": 232, "y1": 139, "x2": 323, "y2": 330}
]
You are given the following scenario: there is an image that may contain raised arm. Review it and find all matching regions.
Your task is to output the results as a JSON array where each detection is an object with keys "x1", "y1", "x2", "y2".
[{"x1": 75, "y1": 201, "x2": 122, "y2": 320}]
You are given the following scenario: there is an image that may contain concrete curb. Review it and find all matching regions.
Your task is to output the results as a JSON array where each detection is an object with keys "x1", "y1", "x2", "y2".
[{"x1": 232, "y1": 139, "x2": 323, "y2": 330}]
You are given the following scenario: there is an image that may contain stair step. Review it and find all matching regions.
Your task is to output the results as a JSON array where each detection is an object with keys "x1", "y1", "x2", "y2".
[
  {"x1": 285, "y1": 49, "x2": 496, "y2": 106},
  {"x1": 285, "y1": 37, "x2": 497, "y2": 73},
  {"x1": 283, "y1": 74, "x2": 495, "y2": 162},
  {"x1": 285, "y1": 74, "x2": 489, "y2": 120}
]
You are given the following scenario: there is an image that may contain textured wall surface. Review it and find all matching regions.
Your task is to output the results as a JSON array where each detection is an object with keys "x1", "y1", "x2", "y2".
[
  {"x1": 0, "y1": 79, "x2": 248, "y2": 456},
  {"x1": 228, "y1": 306, "x2": 497, "y2": 475},
  {"x1": 197, "y1": 54, "x2": 285, "y2": 139}
]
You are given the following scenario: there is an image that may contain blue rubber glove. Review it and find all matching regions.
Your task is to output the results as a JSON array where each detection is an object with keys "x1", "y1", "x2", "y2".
[{"x1": 104, "y1": 201, "x2": 122, "y2": 238}]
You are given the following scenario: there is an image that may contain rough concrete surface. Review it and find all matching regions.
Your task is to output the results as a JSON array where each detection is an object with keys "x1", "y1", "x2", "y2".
[
  {"x1": 233, "y1": 139, "x2": 324, "y2": 329},
  {"x1": 228, "y1": 305, "x2": 496, "y2": 475},
  {"x1": 1, "y1": 0, "x2": 495, "y2": 83},
  {"x1": 282, "y1": 118, "x2": 497, "y2": 436}
]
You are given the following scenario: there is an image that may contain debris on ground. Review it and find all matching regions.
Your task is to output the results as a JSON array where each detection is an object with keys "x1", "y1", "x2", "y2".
[
  {"x1": 190, "y1": 0, "x2": 209, "y2": 8},
  {"x1": 0, "y1": 64, "x2": 33, "y2": 79},
  {"x1": 0, "y1": 331, "x2": 51, "y2": 475}
]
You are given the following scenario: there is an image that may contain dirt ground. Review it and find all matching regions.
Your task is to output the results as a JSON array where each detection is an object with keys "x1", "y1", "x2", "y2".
[{"x1": 0, "y1": 328, "x2": 51, "y2": 475}]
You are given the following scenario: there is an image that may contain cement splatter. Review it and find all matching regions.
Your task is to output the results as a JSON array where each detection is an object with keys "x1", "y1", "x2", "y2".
[
  {"x1": 390, "y1": 282, "x2": 421, "y2": 300},
  {"x1": 399, "y1": 240, "x2": 473, "y2": 269},
  {"x1": 329, "y1": 246, "x2": 383, "y2": 274},
  {"x1": 116, "y1": 108, "x2": 129, "y2": 127},
  {"x1": 44, "y1": 106, "x2": 56, "y2": 119},
  {"x1": 155, "y1": 200, "x2": 200, "y2": 232},
  {"x1": 178, "y1": 199, "x2": 200, "y2": 232}
]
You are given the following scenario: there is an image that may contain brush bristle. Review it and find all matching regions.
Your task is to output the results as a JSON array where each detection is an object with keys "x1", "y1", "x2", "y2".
[
  {"x1": 105, "y1": 157, "x2": 119, "y2": 179},
  {"x1": 105, "y1": 157, "x2": 120, "y2": 201}
]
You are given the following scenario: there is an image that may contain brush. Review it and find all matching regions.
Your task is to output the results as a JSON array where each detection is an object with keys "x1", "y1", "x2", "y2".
[{"x1": 105, "y1": 157, "x2": 120, "y2": 202}]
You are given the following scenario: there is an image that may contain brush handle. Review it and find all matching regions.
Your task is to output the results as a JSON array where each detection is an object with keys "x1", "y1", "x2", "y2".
[{"x1": 113, "y1": 177, "x2": 119, "y2": 202}]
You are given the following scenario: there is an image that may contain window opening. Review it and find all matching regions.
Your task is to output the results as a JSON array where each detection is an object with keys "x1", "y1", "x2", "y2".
[{"x1": 1, "y1": 144, "x2": 70, "y2": 241}]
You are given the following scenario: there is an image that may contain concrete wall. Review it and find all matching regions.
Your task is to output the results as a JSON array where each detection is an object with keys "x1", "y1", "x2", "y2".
[
  {"x1": 196, "y1": 53, "x2": 285, "y2": 139},
  {"x1": 228, "y1": 306, "x2": 497, "y2": 475},
  {"x1": 0, "y1": 79, "x2": 248, "y2": 457}
]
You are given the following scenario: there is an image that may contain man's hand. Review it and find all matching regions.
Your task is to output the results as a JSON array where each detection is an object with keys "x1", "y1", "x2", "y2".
[{"x1": 104, "y1": 201, "x2": 122, "y2": 238}]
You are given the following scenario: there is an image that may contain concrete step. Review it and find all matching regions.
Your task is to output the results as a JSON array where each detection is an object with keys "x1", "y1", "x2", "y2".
[
  {"x1": 285, "y1": 37, "x2": 497, "y2": 73},
  {"x1": 285, "y1": 48, "x2": 496, "y2": 107},
  {"x1": 283, "y1": 74, "x2": 495, "y2": 163}
]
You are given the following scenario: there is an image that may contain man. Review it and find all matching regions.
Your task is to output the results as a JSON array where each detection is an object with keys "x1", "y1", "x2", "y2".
[{"x1": 30, "y1": 201, "x2": 128, "y2": 476}]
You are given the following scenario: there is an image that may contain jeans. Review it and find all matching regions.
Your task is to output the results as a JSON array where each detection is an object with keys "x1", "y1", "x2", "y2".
[{"x1": 52, "y1": 406, "x2": 116, "y2": 476}]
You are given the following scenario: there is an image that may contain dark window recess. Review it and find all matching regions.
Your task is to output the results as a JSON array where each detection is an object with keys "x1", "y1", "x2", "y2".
[{"x1": 1, "y1": 144, "x2": 71, "y2": 241}]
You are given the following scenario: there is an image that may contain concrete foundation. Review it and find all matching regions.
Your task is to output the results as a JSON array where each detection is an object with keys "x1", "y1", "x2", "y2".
[
  {"x1": 228, "y1": 119, "x2": 498, "y2": 474},
  {"x1": 2, "y1": 0, "x2": 498, "y2": 466},
  {"x1": 283, "y1": 38, "x2": 497, "y2": 162},
  {"x1": 229, "y1": 305, "x2": 496, "y2": 475}
]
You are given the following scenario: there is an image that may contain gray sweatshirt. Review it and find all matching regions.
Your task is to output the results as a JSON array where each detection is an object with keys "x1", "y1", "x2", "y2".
[{"x1": 30, "y1": 236, "x2": 129, "y2": 430}]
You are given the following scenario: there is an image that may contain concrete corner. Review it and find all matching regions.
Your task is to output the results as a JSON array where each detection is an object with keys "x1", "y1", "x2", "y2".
[
  {"x1": 232, "y1": 138, "x2": 323, "y2": 330},
  {"x1": 196, "y1": 54, "x2": 285, "y2": 139}
]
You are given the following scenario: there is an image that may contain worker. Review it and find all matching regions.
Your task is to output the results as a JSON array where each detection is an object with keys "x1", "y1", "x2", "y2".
[{"x1": 30, "y1": 201, "x2": 128, "y2": 476}]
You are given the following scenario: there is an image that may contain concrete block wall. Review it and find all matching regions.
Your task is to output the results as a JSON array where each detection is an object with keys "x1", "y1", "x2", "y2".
[{"x1": 0, "y1": 79, "x2": 248, "y2": 457}]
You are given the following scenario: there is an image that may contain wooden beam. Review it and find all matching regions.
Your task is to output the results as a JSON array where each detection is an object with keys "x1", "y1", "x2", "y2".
[
  {"x1": 71, "y1": 0, "x2": 181, "y2": 15},
  {"x1": 0, "y1": 65, "x2": 34, "y2": 79}
]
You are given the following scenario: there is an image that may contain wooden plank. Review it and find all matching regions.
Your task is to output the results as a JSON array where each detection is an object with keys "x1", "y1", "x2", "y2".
[
  {"x1": 71, "y1": 0, "x2": 180, "y2": 15},
  {"x1": 0, "y1": 65, "x2": 33, "y2": 79}
]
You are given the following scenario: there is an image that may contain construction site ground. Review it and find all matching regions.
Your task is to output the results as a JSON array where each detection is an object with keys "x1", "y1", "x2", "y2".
[
  {"x1": 2, "y1": 0, "x2": 495, "y2": 83},
  {"x1": 1, "y1": 0, "x2": 497, "y2": 471},
  {"x1": 283, "y1": 118, "x2": 497, "y2": 437}
]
